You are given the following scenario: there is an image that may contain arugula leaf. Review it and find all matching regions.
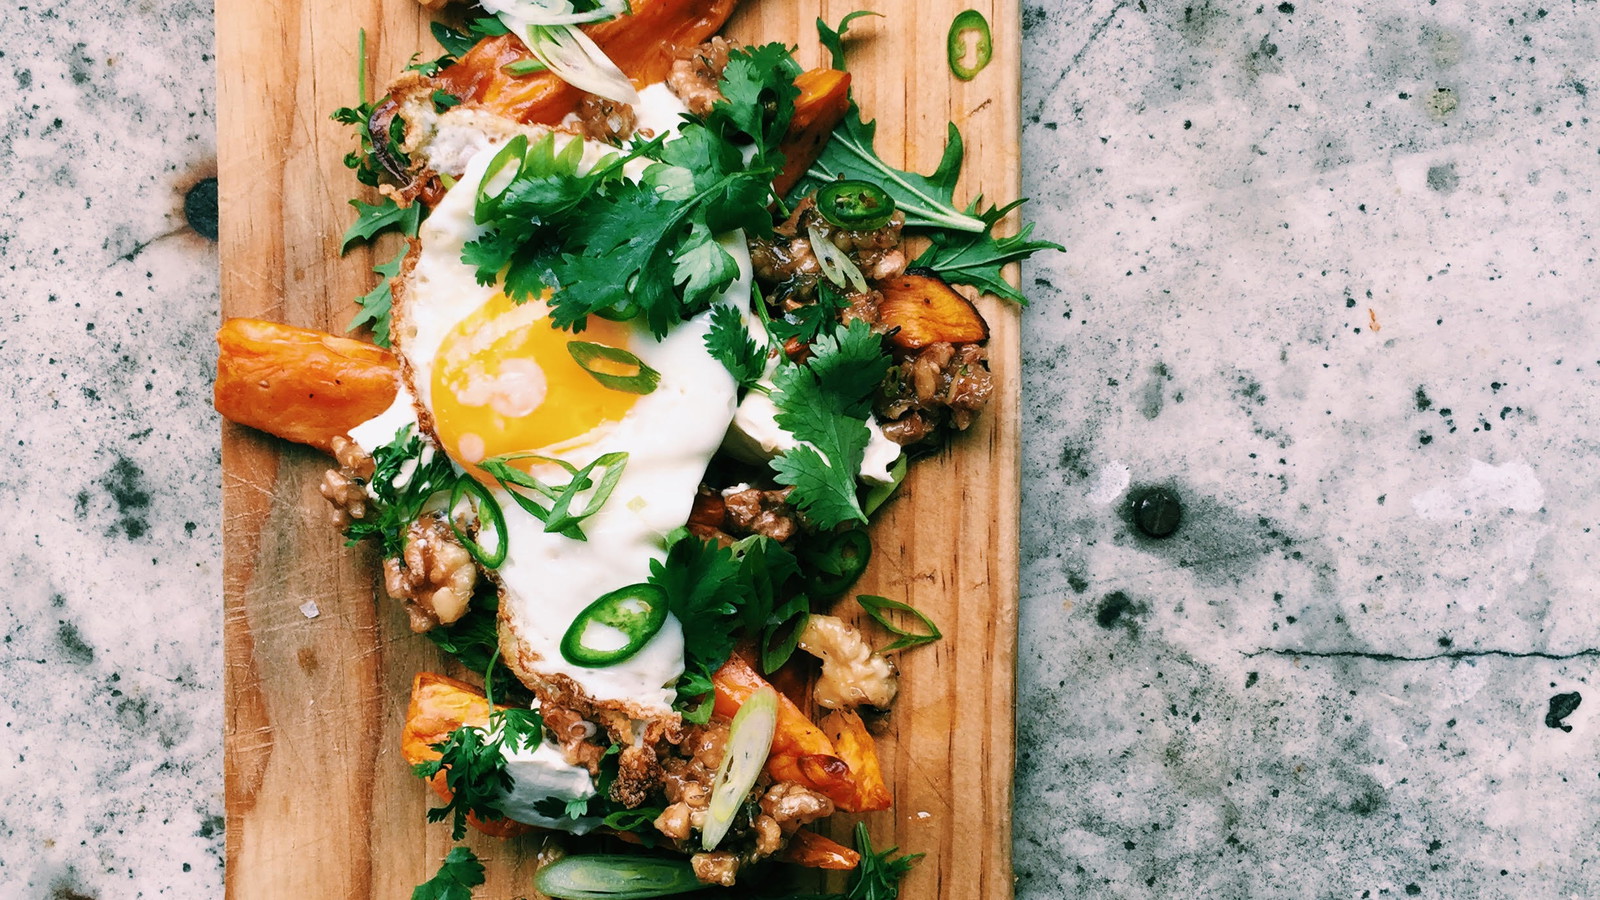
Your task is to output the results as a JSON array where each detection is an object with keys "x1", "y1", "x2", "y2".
[
  {"x1": 705, "y1": 304, "x2": 766, "y2": 389},
  {"x1": 817, "y1": 10, "x2": 881, "y2": 71},
  {"x1": 910, "y1": 200, "x2": 1065, "y2": 306},
  {"x1": 793, "y1": 102, "x2": 985, "y2": 234},
  {"x1": 341, "y1": 196, "x2": 421, "y2": 254},
  {"x1": 411, "y1": 847, "x2": 486, "y2": 900},
  {"x1": 347, "y1": 242, "x2": 405, "y2": 347},
  {"x1": 768, "y1": 320, "x2": 893, "y2": 529}
]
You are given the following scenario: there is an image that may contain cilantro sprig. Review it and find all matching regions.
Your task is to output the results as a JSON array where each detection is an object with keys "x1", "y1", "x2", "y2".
[
  {"x1": 768, "y1": 320, "x2": 893, "y2": 529},
  {"x1": 705, "y1": 303, "x2": 767, "y2": 389},
  {"x1": 344, "y1": 426, "x2": 461, "y2": 560}
]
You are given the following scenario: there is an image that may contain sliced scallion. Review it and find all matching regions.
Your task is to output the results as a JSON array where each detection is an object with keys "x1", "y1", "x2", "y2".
[
  {"x1": 501, "y1": 58, "x2": 549, "y2": 76},
  {"x1": 568, "y1": 341, "x2": 661, "y2": 394},
  {"x1": 535, "y1": 854, "x2": 702, "y2": 900},
  {"x1": 857, "y1": 594, "x2": 943, "y2": 652},
  {"x1": 806, "y1": 221, "x2": 870, "y2": 294},
  {"x1": 947, "y1": 9, "x2": 993, "y2": 81},
  {"x1": 448, "y1": 475, "x2": 508, "y2": 568},
  {"x1": 701, "y1": 684, "x2": 779, "y2": 851}
]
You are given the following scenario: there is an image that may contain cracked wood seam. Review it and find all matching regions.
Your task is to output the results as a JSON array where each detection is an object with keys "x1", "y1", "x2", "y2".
[{"x1": 217, "y1": 1, "x2": 1022, "y2": 898}]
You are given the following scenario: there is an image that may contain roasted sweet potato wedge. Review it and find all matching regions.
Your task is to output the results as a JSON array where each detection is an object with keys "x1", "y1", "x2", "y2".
[
  {"x1": 712, "y1": 653, "x2": 860, "y2": 808},
  {"x1": 400, "y1": 673, "x2": 534, "y2": 838},
  {"x1": 214, "y1": 317, "x2": 400, "y2": 453},
  {"x1": 779, "y1": 830, "x2": 861, "y2": 870},
  {"x1": 820, "y1": 709, "x2": 892, "y2": 813},
  {"x1": 775, "y1": 68, "x2": 852, "y2": 197},
  {"x1": 432, "y1": 0, "x2": 739, "y2": 125},
  {"x1": 876, "y1": 270, "x2": 990, "y2": 351}
]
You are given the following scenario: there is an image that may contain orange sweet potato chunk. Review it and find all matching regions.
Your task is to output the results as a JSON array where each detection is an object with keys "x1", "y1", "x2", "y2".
[
  {"x1": 213, "y1": 317, "x2": 399, "y2": 453},
  {"x1": 876, "y1": 271, "x2": 990, "y2": 351},
  {"x1": 820, "y1": 709, "x2": 892, "y2": 813},
  {"x1": 435, "y1": 0, "x2": 739, "y2": 125},
  {"x1": 774, "y1": 68, "x2": 852, "y2": 197},
  {"x1": 779, "y1": 829, "x2": 861, "y2": 870},
  {"x1": 401, "y1": 673, "x2": 533, "y2": 839}
]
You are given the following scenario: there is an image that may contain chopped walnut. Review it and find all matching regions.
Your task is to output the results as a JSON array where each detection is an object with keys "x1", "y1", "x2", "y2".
[
  {"x1": 758, "y1": 781, "x2": 834, "y2": 833},
  {"x1": 654, "y1": 803, "x2": 694, "y2": 841},
  {"x1": 798, "y1": 614, "x2": 899, "y2": 710},
  {"x1": 318, "y1": 436, "x2": 375, "y2": 527},
  {"x1": 574, "y1": 93, "x2": 637, "y2": 143},
  {"x1": 666, "y1": 38, "x2": 732, "y2": 115},
  {"x1": 752, "y1": 814, "x2": 783, "y2": 856},
  {"x1": 691, "y1": 851, "x2": 740, "y2": 887},
  {"x1": 382, "y1": 513, "x2": 476, "y2": 632},
  {"x1": 722, "y1": 486, "x2": 801, "y2": 543}
]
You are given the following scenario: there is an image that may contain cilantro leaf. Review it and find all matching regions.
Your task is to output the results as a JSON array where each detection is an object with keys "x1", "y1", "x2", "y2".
[
  {"x1": 341, "y1": 196, "x2": 421, "y2": 254},
  {"x1": 347, "y1": 242, "x2": 406, "y2": 347},
  {"x1": 768, "y1": 320, "x2": 892, "y2": 529},
  {"x1": 705, "y1": 304, "x2": 766, "y2": 388},
  {"x1": 910, "y1": 201, "x2": 1065, "y2": 306},
  {"x1": 411, "y1": 847, "x2": 486, "y2": 900},
  {"x1": 766, "y1": 280, "x2": 848, "y2": 347},
  {"x1": 708, "y1": 44, "x2": 802, "y2": 161},
  {"x1": 817, "y1": 10, "x2": 881, "y2": 71}
]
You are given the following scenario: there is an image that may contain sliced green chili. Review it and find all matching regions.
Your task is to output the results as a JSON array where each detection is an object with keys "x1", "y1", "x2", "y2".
[
  {"x1": 947, "y1": 9, "x2": 993, "y2": 81},
  {"x1": 561, "y1": 583, "x2": 669, "y2": 667},
  {"x1": 857, "y1": 594, "x2": 943, "y2": 651},
  {"x1": 815, "y1": 179, "x2": 896, "y2": 230},
  {"x1": 474, "y1": 134, "x2": 528, "y2": 223},
  {"x1": 501, "y1": 59, "x2": 549, "y2": 76},
  {"x1": 448, "y1": 475, "x2": 508, "y2": 568},
  {"x1": 802, "y1": 528, "x2": 872, "y2": 598},
  {"x1": 568, "y1": 341, "x2": 661, "y2": 394}
]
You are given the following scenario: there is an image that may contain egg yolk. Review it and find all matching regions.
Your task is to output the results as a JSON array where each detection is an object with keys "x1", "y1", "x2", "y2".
[{"x1": 431, "y1": 292, "x2": 640, "y2": 470}]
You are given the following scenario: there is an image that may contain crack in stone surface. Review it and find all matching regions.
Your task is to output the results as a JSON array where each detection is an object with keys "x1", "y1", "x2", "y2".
[{"x1": 1246, "y1": 648, "x2": 1600, "y2": 662}]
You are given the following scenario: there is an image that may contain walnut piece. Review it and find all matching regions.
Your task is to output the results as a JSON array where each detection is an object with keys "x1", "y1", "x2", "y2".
[
  {"x1": 318, "y1": 436, "x2": 376, "y2": 527},
  {"x1": 798, "y1": 614, "x2": 899, "y2": 710},
  {"x1": 382, "y1": 513, "x2": 476, "y2": 632}
]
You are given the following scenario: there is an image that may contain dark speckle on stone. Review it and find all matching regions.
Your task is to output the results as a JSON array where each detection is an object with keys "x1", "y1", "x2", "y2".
[
  {"x1": 1414, "y1": 386, "x2": 1433, "y2": 411},
  {"x1": 1245, "y1": 672, "x2": 1259, "y2": 688},
  {"x1": 184, "y1": 176, "x2": 219, "y2": 241},
  {"x1": 1277, "y1": 1, "x2": 1294, "y2": 12},
  {"x1": 57, "y1": 621, "x2": 95, "y2": 665},
  {"x1": 1426, "y1": 163, "x2": 1459, "y2": 194},
  {"x1": 1545, "y1": 692, "x2": 1581, "y2": 732},
  {"x1": 196, "y1": 813, "x2": 225, "y2": 839},
  {"x1": 1096, "y1": 591, "x2": 1141, "y2": 629},
  {"x1": 104, "y1": 453, "x2": 151, "y2": 540},
  {"x1": 1405, "y1": 885, "x2": 1422, "y2": 897}
]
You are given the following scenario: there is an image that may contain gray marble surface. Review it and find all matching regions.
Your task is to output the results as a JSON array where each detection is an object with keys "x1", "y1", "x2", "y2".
[{"x1": 3, "y1": 0, "x2": 1597, "y2": 896}]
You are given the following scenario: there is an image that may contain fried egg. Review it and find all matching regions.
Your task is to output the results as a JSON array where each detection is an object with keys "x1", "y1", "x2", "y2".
[{"x1": 389, "y1": 103, "x2": 746, "y2": 717}]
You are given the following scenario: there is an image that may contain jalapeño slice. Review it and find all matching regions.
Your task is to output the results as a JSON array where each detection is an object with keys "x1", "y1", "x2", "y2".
[
  {"x1": 815, "y1": 179, "x2": 896, "y2": 231},
  {"x1": 560, "y1": 583, "x2": 669, "y2": 667}
]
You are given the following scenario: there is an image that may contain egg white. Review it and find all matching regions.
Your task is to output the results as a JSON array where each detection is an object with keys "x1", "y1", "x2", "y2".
[{"x1": 391, "y1": 99, "x2": 747, "y2": 716}]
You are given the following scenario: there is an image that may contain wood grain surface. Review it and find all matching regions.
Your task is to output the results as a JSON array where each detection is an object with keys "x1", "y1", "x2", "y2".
[{"x1": 217, "y1": 1, "x2": 1021, "y2": 897}]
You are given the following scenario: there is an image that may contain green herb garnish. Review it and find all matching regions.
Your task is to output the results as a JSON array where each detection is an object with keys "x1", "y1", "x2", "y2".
[
  {"x1": 411, "y1": 846, "x2": 485, "y2": 900},
  {"x1": 567, "y1": 341, "x2": 661, "y2": 394},
  {"x1": 478, "y1": 451, "x2": 628, "y2": 541},
  {"x1": 947, "y1": 9, "x2": 993, "y2": 81}
]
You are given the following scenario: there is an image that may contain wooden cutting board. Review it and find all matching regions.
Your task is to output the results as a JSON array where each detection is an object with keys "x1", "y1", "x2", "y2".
[{"x1": 217, "y1": 1, "x2": 1021, "y2": 897}]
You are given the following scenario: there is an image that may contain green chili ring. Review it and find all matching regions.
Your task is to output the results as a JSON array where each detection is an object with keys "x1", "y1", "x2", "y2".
[
  {"x1": 802, "y1": 528, "x2": 873, "y2": 598},
  {"x1": 947, "y1": 9, "x2": 993, "y2": 82},
  {"x1": 561, "y1": 583, "x2": 669, "y2": 667},
  {"x1": 449, "y1": 475, "x2": 508, "y2": 569},
  {"x1": 815, "y1": 179, "x2": 896, "y2": 231}
]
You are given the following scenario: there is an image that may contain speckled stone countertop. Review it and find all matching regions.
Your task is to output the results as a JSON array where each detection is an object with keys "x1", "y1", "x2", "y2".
[{"x1": 3, "y1": 0, "x2": 1597, "y2": 896}]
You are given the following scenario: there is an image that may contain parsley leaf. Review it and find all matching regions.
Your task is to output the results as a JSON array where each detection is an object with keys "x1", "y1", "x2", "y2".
[
  {"x1": 768, "y1": 320, "x2": 892, "y2": 529},
  {"x1": 343, "y1": 426, "x2": 460, "y2": 560},
  {"x1": 411, "y1": 847, "x2": 486, "y2": 900},
  {"x1": 346, "y1": 242, "x2": 406, "y2": 347},
  {"x1": 341, "y1": 196, "x2": 420, "y2": 254},
  {"x1": 817, "y1": 11, "x2": 882, "y2": 71},
  {"x1": 705, "y1": 304, "x2": 766, "y2": 388},
  {"x1": 412, "y1": 705, "x2": 545, "y2": 840},
  {"x1": 909, "y1": 200, "x2": 1065, "y2": 306}
]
